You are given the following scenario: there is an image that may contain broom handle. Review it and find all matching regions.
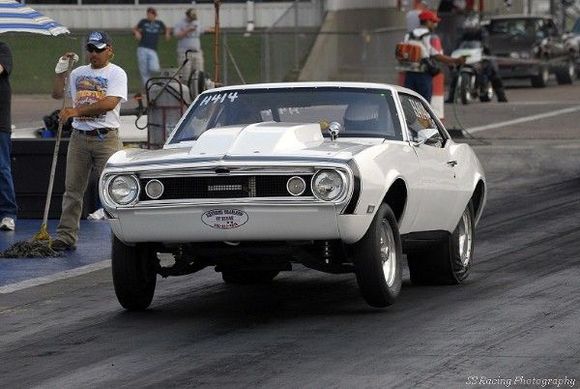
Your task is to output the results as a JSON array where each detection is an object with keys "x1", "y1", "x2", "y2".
[{"x1": 41, "y1": 56, "x2": 75, "y2": 227}]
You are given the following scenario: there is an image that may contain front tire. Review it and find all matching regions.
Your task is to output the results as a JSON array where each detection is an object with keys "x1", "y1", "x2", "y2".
[
  {"x1": 352, "y1": 203, "x2": 402, "y2": 307},
  {"x1": 112, "y1": 235, "x2": 157, "y2": 311},
  {"x1": 407, "y1": 201, "x2": 475, "y2": 285},
  {"x1": 459, "y1": 72, "x2": 475, "y2": 105}
]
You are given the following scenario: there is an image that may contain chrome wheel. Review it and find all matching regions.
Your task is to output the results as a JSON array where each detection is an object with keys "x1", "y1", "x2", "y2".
[
  {"x1": 457, "y1": 208, "x2": 473, "y2": 267},
  {"x1": 380, "y1": 219, "x2": 397, "y2": 287}
]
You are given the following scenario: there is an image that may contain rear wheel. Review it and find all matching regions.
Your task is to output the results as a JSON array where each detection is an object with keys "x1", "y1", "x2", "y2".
[
  {"x1": 407, "y1": 201, "x2": 475, "y2": 285},
  {"x1": 555, "y1": 60, "x2": 575, "y2": 85},
  {"x1": 112, "y1": 235, "x2": 157, "y2": 311},
  {"x1": 479, "y1": 80, "x2": 494, "y2": 102},
  {"x1": 531, "y1": 65, "x2": 549, "y2": 88},
  {"x1": 221, "y1": 270, "x2": 279, "y2": 284},
  {"x1": 352, "y1": 203, "x2": 402, "y2": 307}
]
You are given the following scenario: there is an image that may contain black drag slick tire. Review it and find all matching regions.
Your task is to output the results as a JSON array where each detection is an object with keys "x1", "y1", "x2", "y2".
[
  {"x1": 407, "y1": 201, "x2": 475, "y2": 285},
  {"x1": 112, "y1": 235, "x2": 157, "y2": 311},
  {"x1": 352, "y1": 203, "x2": 402, "y2": 308},
  {"x1": 221, "y1": 270, "x2": 279, "y2": 284}
]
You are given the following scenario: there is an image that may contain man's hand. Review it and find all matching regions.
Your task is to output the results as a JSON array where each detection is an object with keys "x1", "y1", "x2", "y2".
[
  {"x1": 59, "y1": 107, "x2": 78, "y2": 123},
  {"x1": 55, "y1": 53, "x2": 79, "y2": 74},
  {"x1": 455, "y1": 56, "x2": 467, "y2": 66}
]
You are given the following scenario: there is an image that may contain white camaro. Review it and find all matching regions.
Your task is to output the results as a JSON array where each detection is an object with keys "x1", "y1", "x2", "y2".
[{"x1": 100, "y1": 82, "x2": 486, "y2": 310}]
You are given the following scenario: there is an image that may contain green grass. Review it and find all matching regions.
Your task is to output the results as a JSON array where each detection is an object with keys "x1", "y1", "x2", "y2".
[{"x1": 1, "y1": 30, "x2": 262, "y2": 94}]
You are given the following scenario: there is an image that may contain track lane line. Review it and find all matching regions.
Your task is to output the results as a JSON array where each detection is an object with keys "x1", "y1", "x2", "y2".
[
  {"x1": 467, "y1": 105, "x2": 580, "y2": 133},
  {"x1": 0, "y1": 260, "x2": 111, "y2": 294}
]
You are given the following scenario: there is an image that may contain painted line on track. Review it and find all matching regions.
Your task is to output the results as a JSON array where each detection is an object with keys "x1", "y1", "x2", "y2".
[
  {"x1": 0, "y1": 260, "x2": 111, "y2": 294},
  {"x1": 467, "y1": 106, "x2": 580, "y2": 134}
]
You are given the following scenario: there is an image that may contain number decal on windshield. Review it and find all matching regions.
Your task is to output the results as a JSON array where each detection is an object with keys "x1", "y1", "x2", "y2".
[{"x1": 200, "y1": 92, "x2": 239, "y2": 106}]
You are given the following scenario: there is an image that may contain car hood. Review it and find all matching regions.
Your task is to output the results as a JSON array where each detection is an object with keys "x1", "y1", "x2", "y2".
[{"x1": 108, "y1": 122, "x2": 380, "y2": 168}]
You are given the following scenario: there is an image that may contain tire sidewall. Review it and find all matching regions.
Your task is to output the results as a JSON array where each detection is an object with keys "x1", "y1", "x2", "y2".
[{"x1": 353, "y1": 203, "x2": 402, "y2": 307}]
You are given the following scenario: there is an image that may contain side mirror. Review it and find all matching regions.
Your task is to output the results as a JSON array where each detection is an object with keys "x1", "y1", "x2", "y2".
[{"x1": 415, "y1": 128, "x2": 440, "y2": 145}]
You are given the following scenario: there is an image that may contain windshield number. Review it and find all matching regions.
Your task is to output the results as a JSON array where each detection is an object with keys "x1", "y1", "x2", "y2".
[{"x1": 200, "y1": 92, "x2": 239, "y2": 106}]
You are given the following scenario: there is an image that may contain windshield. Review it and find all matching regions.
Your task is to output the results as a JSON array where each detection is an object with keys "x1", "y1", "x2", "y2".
[
  {"x1": 488, "y1": 19, "x2": 537, "y2": 38},
  {"x1": 169, "y1": 87, "x2": 402, "y2": 144}
]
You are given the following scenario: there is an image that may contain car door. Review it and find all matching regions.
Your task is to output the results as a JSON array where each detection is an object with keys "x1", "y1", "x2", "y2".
[{"x1": 399, "y1": 93, "x2": 459, "y2": 231}]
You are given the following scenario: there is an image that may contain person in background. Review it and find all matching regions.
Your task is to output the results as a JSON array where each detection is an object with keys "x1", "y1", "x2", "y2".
[
  {"x1": 50, "y1": 31, "x2": 127, "y2": 252},
  {"x1": 404, "y1": 10, "x2": 465, "y2": 102},
  {"x1": 0, "y1": 41, "x2": 17, "y2": 231},
  {"x1": 406, "y1": 0, "x2": 430, "y2": 32},
  {"x1": 132, "y1": 7, "x2": 170, "y2": 87},
  {"x1": 174, "y1": 8, "x2": 205, "y2": 82}
]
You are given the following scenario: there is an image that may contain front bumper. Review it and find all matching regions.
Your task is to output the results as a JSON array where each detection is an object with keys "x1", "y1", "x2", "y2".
[{"x1": 110, "y1": 202, "x2": 341, "y2": 243}]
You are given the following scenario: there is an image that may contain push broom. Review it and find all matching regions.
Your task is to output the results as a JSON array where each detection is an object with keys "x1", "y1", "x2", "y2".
[{"x1": 0, "y1": 55, "x2": 76, "y2": 258}]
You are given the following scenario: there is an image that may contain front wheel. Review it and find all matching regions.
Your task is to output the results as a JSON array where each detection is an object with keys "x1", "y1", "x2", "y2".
[
  {"x1": 112, "y1": 235, "x2": 157, "y2": 311},
  {"x1": 352, "y1": 203, "x2": 402, "y2": 307},
  {"x1": 459, "y1": 72, "x2": 475, "y2": 105}
]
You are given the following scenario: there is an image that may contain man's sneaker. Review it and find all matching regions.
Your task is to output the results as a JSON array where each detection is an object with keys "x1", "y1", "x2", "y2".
[
  {"x1": 0, "y1": 217, "x2": 15, "y2": 231},
  {"x1": 51, "y1": 239, "x2": 76, "y2": 252}
]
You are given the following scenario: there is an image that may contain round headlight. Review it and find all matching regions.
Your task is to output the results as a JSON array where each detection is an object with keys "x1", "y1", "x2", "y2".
[
  {"x1": 311, "y1": 170, "x2": 345, "y2": 201},
  {"x1": 108, "y1": 175, "x2": 139, "y2": 205},
  {"x1": 145, "y1": 179, "x2": 164, "y2": 199},
  {"x1": 287, "y1": 176, "x2": 306, "y2": 196}
]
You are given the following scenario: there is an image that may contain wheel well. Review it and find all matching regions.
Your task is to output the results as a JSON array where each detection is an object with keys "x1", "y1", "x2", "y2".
[
  {"x1": 471, "y1": 180, "x2": 486, "y2": 221},
  {"x1": 383, "y1": 179, "x2": 407, "y2": 223}
]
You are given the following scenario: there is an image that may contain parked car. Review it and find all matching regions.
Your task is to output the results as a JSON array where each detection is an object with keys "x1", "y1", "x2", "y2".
[
  {"x1": 100, "y1": 82, "x2": 487, "y2": 311},
  {"x1": 484, "y1": 14, "x2": 578, "y2": 87}
]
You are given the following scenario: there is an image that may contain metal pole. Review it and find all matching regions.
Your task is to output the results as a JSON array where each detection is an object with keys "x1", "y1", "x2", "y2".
[
  {"x1": 222, "y1": 30, "x2": 228, "y2": 85},
  {"x1": 294, "y1": 0, "x2": 299, "y2": 71},
  {"x1": 214, "y1": 0, "x2": 221, "y2": 84}
]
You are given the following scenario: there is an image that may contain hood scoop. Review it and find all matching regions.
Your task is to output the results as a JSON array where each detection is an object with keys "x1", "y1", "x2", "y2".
[{"x1": 189, "y1": 122, "x2": 325, "y2": 157}]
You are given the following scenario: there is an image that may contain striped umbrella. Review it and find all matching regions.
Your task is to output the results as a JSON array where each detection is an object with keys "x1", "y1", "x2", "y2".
[{"x1": 0, "y1": 0, "x2": 69, "y2": 36}]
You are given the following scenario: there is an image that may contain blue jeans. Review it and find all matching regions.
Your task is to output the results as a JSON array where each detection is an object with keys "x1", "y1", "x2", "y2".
[
  {"x1": 137, "y1": 47, "x2": 160, "y2": 87},
  {"x1": 0, "y1": 131, "x2": 17, "y2": 220},
  {"x1": 404, "y1": 72, "x2": 433, "y2": 102}
]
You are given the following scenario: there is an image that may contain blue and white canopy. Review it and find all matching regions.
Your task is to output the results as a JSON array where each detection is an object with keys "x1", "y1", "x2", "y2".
[{"x1": 0, "y1": 0, "x2": 69, "y2": 36}]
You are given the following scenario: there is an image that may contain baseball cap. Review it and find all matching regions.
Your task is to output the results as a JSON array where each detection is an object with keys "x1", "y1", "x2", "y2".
[
  {"x1": 147, "y1": 7, "x2": 157, "y2": 16},
  {"x1": 186, "y1": 8, "x2": 197, "y2": 19},
  {"x1": 86, "y1": 31, "x2": 111, "y2": 50},
  {"x1": 419, "y1": 10, "x2": 441, "y2": 23}
]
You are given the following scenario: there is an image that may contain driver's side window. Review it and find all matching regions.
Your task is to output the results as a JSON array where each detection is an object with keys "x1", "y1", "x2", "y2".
[{"x1": 399, "y1": 94, "x2": 444, "y2": 147}]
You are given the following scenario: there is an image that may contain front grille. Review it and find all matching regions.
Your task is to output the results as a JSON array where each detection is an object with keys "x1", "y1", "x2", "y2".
[{"x1": 139, "y1": 175, "x2": 313, "y2": 201}]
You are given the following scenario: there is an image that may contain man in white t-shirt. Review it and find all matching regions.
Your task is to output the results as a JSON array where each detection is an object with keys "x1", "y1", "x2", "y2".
[
  {"x1": 50, "y1": 31, "x2": 128, "y2": 252},
  {"x1": 174, "y1": 8, "x2": 204, "y2": 82}
]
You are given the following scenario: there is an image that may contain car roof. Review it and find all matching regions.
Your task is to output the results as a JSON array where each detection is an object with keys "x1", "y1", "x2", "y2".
[{"x1": 203, "y1": 81, "x2": 422, "y2": 99}]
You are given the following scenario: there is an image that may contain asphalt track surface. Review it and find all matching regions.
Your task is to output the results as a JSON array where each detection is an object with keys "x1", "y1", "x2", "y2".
[{"x1": 1, "y1": 81, "x2": 579, "y2": 388}]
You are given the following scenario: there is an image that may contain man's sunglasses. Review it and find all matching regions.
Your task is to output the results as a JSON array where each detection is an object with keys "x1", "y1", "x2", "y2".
[{"x1": 86, "y1": 45, "x2": 107, "y2": 53}]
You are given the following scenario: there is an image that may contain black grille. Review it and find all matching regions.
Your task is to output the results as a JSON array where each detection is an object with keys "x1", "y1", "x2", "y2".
[{"x1": 139, "y1": 175, "x2": 313, "y2": 201}]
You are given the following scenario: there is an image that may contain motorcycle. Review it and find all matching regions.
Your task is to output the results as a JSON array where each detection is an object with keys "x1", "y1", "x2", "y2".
[{"x1": 450, "y1": 40, "x2": 494, "y2": 104}]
